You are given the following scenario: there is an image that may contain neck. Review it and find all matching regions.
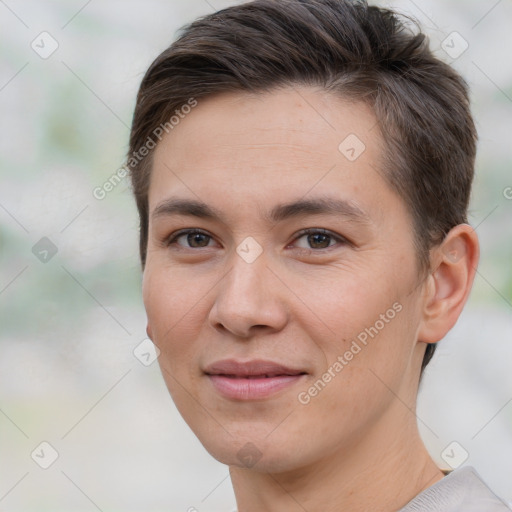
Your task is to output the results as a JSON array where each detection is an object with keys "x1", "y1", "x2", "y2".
[{"x1": 229, "y1": 404, "x2": 445, "y2": 512}]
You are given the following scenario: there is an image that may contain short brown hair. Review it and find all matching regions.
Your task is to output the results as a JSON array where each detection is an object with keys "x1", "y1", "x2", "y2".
[{"x1": 128, "y1": 0, "x2": 477, "y2": 372}]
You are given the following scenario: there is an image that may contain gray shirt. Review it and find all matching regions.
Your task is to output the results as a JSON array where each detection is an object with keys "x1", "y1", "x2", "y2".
[{"x1": 399, "y1": 466, "x2": 511, "y2": 511}]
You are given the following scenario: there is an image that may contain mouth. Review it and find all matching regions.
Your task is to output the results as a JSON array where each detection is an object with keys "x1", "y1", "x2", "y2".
[{"x1": 204, "y1": 359, "x2": 307, "y2": 400}]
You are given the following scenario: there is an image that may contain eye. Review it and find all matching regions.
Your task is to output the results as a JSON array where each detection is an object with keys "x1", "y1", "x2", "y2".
[
  {"x1": 164, "y1": 228, "x2": 348, "y2": 251},
  {"x1": 166, "y1": 229, "x2": 216, "y2": 248},
  {"x1": 292, "y1": 228, "x2": 347, "y2": 250}
]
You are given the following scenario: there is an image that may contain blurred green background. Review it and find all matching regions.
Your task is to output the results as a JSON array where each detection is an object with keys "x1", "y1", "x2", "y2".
[{"x1": 1, "y1": 0, "x2": 511, "y2": 510}]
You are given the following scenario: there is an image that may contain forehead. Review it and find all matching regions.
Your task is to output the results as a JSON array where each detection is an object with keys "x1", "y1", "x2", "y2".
[
  {"x1": 149, "y1": 86, "x2": 402, "y2": 225},
  {"x1": 153, "y1": 86, "x2": 380, "y2": 166}
]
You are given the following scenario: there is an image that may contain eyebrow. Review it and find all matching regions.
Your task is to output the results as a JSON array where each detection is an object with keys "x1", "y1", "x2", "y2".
[{"x1": 151, "y1": 196, "x2": 372, "y2": 225}]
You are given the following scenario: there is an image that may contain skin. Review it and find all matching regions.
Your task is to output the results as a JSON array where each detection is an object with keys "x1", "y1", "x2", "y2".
[{"x1": 142, "y1": 86, "x2": 479, "y2": 512}]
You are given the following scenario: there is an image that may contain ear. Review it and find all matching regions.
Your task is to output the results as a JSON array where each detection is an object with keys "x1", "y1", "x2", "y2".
[
  {"x1": 417, "y1": 224, "x2": 479, "y2": 344},
  {"x1": 146, "y1": 324, "x2": 153, "y2": 340}
]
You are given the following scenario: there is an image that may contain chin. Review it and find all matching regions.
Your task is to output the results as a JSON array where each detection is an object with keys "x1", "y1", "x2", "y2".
[{"x1": 192, "y1": 427, "x2": 311, "y2": 473}]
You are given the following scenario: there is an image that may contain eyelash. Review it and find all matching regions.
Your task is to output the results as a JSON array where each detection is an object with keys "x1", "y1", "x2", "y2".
[{"x1": 164, "y1": 228, "x2": 349, "y2": 251}]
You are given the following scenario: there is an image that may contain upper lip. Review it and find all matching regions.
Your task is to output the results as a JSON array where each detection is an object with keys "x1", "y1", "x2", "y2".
[{"x1": 204, "y1": 359, "x2": 307, "y2": 377}]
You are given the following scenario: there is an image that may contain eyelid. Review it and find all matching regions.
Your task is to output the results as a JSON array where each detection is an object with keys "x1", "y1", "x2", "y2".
[{"x1": 290, "y1": 228, "x2": 350, "y2": 249}]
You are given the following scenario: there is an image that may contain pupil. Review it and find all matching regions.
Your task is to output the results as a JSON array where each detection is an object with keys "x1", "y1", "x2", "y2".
[
  {"x1": 308, "y1": 233, "x2": 330, "y2": 249},
  {"x1": 188, "y1": 233, "x2": 209, "y2": 247}
]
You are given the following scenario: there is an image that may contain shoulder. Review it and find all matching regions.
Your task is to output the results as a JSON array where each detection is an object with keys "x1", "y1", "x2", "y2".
[{"x1": 399, "y1": 466, "x2": 511, "y2": 512}]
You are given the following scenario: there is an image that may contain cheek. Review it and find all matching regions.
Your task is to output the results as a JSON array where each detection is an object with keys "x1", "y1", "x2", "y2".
[
  {"x1": 292, "y1": 313, "x2": 414, "y2": 456},
  {"x1": 290, "y1": 263, "x2": 397, "y2": 345},
  {"x1": 142, "y1": 267, "x2": 206, "y2": 417},
  {"x1": 142, "y1": 267, "x2": 202, "y2": 362},
  {"x1": 292, "y1": 265, "x2": 416, "y2": 390}
]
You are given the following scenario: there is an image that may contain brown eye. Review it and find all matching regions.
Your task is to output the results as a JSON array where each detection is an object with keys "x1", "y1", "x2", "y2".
[
  {"x1": 186, "y1": 232, "x2": 211, "y2": 248},
  {"x1": 293, "y1": 229, "x2": 346, "y2": 250},
  {"x1": 306, "y1": 232, "x2": 332, "y2": 249},
  {"x1": 167, "y1": 230, "x2": 214, "y2": 248}
]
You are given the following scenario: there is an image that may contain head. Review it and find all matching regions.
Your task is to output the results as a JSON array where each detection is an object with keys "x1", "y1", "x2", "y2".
[{"x1": 128, "y1": 0, "x2": 478, "y2": 472}]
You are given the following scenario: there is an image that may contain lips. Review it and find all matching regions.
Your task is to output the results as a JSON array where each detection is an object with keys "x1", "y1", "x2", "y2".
[
  {"x1": 204, "y1": 359, "x2": 307, "y2": 400},
  {"x1": 204, "y1": 359, "x2": 306, "y2": 378}
]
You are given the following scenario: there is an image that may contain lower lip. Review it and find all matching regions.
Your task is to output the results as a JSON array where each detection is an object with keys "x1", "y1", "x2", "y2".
[{"x1": 207, "y1": 374, "x2": 305, "y2": 400}]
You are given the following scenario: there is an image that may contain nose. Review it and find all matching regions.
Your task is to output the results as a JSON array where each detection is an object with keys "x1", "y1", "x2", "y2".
[{"x1": 208, "y1": 250, "x2": 289, "y2": 338}]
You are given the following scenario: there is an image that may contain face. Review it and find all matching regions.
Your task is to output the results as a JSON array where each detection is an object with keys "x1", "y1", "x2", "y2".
[{"x1": 143, "y1": 86, "x2": 427, "y2": 473}]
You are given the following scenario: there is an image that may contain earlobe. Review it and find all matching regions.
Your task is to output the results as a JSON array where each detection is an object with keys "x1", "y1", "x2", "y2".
[
  {"x1": 417, "y1": 224, "x2": 479, "y2": 344},
  {"x1": 146, "y1": 324, "x2": 153, "y2": 340}
]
